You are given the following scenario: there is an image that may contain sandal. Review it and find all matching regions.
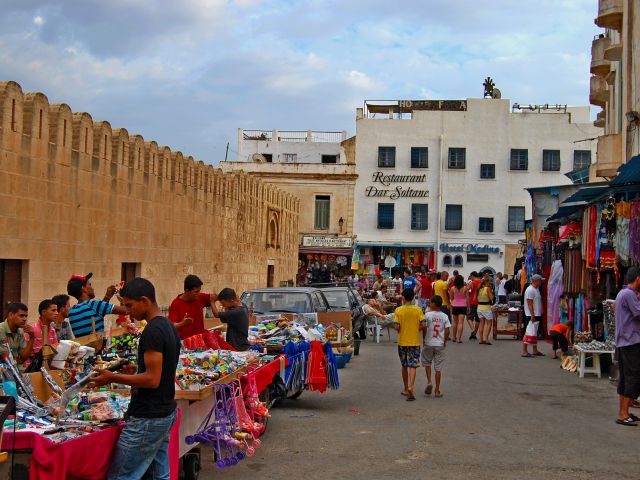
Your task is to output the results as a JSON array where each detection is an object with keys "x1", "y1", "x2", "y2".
[
  {"x1": 434, "y1": 392, "x2": 443, "y2": 398},
  {"x1": 401, "y1": 392, "x2": 408, "y2": 396},
  {"x1": 521, "y1": 353, "x2": 533, "y2": 358},
  {"x1": 485, "y1": 342, "x2": 492, "y2": 345},
  {"x1": 616, "y1": 417, "x2": 638, "y2": 426},
  {"x1": 479, "y1": 341, "x2": 487, "y2": 345},
  {"x1": 406, "y1": 390, "x2": 416, "y2": 401},
  {"x1": 629, "y1": 413, "x2": 640, "y2": 422},
  {"x1": 425, "y1": 385, "x2": 433, "y2": 395},
  {"x1": 534, "y1": 352, "x2": 545, "y2": 356}
]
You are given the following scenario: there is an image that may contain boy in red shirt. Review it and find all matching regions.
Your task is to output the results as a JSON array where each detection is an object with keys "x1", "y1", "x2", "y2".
[
  {"x1": 417, "y1": 271, "x2": 434, "y2": 311},
  {"x1": 466, "y1": 272, "x2": 482, "y2": 340},
  {"x1": 168, "y1": 275, "x2": 216, "y2": 340}
]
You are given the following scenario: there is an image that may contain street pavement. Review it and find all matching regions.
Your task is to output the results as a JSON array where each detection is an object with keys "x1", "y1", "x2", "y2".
[{"x1": 205, "y1": 332, "x2": 637, "y2": 479}]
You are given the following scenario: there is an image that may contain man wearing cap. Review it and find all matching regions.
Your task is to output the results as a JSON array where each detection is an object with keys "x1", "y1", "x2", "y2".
[
  {"x1": 67, "y1": 273, "x2": 129, "y2": 338},
  {"x1": 522, "y1": 274, "x2": 545, "y2": 358}
]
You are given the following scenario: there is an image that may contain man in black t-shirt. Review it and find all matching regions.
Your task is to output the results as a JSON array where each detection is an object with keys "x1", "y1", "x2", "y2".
[
  {"x1": 90, "y1": 278, "x2": 180, "y2": 480},
  {"x1": 212, "y1": 288, "x2": 250, "y2": 351}
]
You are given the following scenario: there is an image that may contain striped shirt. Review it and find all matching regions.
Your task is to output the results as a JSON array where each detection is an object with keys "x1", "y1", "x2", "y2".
[{"x1": 69, "y1": 299, "x2": 114, "y2": 337}]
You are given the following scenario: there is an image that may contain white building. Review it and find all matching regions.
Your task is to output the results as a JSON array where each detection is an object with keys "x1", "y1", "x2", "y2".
[
  {"x1": 353, "y1": 98, "x2": 602, "y2": 278},
  {"x1": 223, "y1": 128, "x2": 357, "y2": 285}
]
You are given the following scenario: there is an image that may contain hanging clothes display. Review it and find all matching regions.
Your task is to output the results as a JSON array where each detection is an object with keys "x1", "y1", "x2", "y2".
[
  {"x1": 615, "y1": 201, "x2": 631, "y2": 265},
  {"x1": 631, "y1": 201, "x2": 640, "y2": 264},
  {"x1": 546, "y1": 260, "x2": 564, "y2": 333}
]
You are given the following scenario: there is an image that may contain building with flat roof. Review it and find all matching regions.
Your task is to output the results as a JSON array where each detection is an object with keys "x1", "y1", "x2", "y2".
[
  {"x1": 353, "y1": 96, "x2": 602, "y2": 278},
  {"x1": 221, "y1": 129, "x2": 356, "y2": 285}
]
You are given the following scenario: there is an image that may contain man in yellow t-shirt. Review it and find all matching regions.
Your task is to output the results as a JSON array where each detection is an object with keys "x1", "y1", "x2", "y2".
[
  {"x1": 393, "y1": 288, "x2": 425, "y2": 401},
  {"x1": 433, "y1": 272, "x2": 450, "y2": 318}
]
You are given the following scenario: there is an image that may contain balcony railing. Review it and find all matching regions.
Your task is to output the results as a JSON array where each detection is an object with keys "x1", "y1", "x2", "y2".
[
  {"x1": 595, "y1": 133, "x2": 623, "y2": 177},
  {"x1": 591, "y1": 34, "x2": 611, "y2": 77},
  {"x1": 589, "y1": 76, "x2": 608, "y2": 107},
  {"x1": 241, "y1": 129, "x2": 345, "y2": 143},
  {"x1": 595, "y1": 0, "x2": 623, "y2": 31}
]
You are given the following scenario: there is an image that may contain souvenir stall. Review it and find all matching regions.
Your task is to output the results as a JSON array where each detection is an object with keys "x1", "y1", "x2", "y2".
[
  {"x1": 0, "y1": 323, "x2": 284, "y2": 480},
  {"x1": 530, "y1": 156, "x2": 640, "y2": 377},
  {"x1": 297, "y1": 246, "x2": 353, "y2": 286},
  {"x1": 351, "y1": 245, "x2": 435, "y2": 277}
]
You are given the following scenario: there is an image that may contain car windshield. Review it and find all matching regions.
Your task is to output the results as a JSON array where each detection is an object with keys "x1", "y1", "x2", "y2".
[
  {"x1": 322, "y1": 290, "x2": 351, "y2": 309},
  {"x1": 241, "y1": 291, "x2": 312, "y2": 314}
]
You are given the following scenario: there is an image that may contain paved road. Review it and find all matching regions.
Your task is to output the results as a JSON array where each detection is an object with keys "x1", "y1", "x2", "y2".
[{"x1": 203, "y1": 333, "x2": 636, "y2": 479}]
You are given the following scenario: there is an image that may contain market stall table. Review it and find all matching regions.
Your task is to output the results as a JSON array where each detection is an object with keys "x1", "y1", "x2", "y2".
[
  {"x1": 493, "y1": 308, "x2": 523, "y2": 340},
  {"x1": 573, "y1": 345, "x2": 615, "y2": 378},
  {"x1": 0, "y1": 413, "x2": 181, "y2": 480}
]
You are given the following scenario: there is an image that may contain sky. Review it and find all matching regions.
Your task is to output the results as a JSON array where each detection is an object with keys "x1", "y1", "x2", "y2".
[{"x1": 0, "y1": 0, "x2": 601, "y2": 165}]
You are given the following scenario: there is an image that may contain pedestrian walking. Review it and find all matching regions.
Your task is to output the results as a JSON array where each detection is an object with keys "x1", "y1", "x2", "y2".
[
  {"x1": 522, "y1": 274, "x2": 545, "y2": 358},
  {"x1": 433, "y1": 272, "x2": 450, "y2": 319},
  {"x1": 497, "y1": 274, "x2": 508, "y2": 304},
  {"x1": 417, "y1": 271, "x2": 434, "y2": 311},
  {"x1": 466, "y1": 272, "x2": 482, "y2": 340},
  {"x1": 422, "y1": 295, "x2": 450, "y2": 398},
  {"x1": 392, "y1": 288, "x2": 425, "y2": 402},
  {"x1": 614, "y1": 267, "x2": 640, "y2": 426},
  {"x1": 448, "y1": 274, "x2": 468, "y2": 343},
  {"x1": 477, "y1": 277, "x2": 494, "y2": 345}
]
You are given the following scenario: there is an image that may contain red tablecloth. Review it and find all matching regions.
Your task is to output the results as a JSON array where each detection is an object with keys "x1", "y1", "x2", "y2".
[
  {"x1": 241, "y1": 356, "x2": 285, "y2": 395},
  {"x1": 1, "y1": 409, "x2": 181, "y2": 480}
]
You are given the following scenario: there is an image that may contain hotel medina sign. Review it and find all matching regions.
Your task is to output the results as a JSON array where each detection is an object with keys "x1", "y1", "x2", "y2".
[{"x1": 365, "y1": 171, "x2": 430, "y2": 199}]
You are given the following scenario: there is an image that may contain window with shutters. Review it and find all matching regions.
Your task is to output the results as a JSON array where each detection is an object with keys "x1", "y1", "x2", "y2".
[
  {"x1": 542, "y1": 150, "x2": 561, "y2": 171},
  {"x1": 448, "y1": 148, "x2": 466, "y2": 169},
  {"x1": 411, "y1": 204, "x2": 428, "y2": 230},
  {"x1": 410, "y1": 147, "x2": 428, "y2": 168},
  {"x1": 378, "y1": 147, "x2": 396, "y2": 168},
  {"x1": 510, "y1": 149, "x2": 528, "y2": 170},
  {"x1": 478, "y1": 217, "x2": 494, "y2": 233},
  {"x1": 445, "y1": 204, "x2": 463, "y2": 230},
  {"x1": 573, "y1": 150, "x2": 591, "y2": 170},
  {"x1": 377, "y1": 203, "x2": 394, "y2": 229},
  {"x1": 314, "y1": 195, "x2": 330, "y2": 230},
  {"x1": 480, "y1": 163, "x2": 495, "y2": 179},
  {"x1": 508, "y1": 206, "x2": 525, "y2": 232}
]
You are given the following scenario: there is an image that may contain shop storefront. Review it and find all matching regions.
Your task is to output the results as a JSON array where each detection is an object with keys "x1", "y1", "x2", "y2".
[
  {"x1": 297, "y1": 236, "x2": 354, "y2": 285},
  {"x1": 351, "y1": 243, "x2": 435, "y2": 277},
  {"x1": 524, "y1": 155, "x2": 640, "y2": 347}
]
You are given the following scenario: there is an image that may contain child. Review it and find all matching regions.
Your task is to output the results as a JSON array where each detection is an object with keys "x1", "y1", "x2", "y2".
[
  {"x1": 550, "y1": 320, "x2": 574, "y2": 359},
  {"x1": 422, "y1": 295, "x2": 451, "y2": 398},
  {"x1": 392, "y1": 288, "x2": 425, "y2": 401}
]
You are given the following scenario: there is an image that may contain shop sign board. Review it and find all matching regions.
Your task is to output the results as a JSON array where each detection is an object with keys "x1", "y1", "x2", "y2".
[
  {"x1": 302, "y1": 236, "x2": 353, "y2": 248},
  {"x1": 365, "y1": 171, "x2": 429, "y2": 199},
  {"x1": 440, "y1": 243, "x2": 501, "y2": 254},
  {"x1": 467, "y1": 253, "x2": 490, "y2": 262},
  {"x1": 398, "y1": 100, "x2": 467, "y2": 111}
]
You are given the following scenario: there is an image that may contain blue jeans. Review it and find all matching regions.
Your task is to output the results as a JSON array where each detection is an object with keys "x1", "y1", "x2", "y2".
[{"x1": 108, "y1": 408, "x2": 177, "y2": 480}]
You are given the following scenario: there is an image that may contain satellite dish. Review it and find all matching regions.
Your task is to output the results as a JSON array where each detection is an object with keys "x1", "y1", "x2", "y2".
[
  {"x1": 492, "y1": 88, "x2": 502, "y2": 99},
  {"x1": 252, "y1": 153, "x2": 267, "y2": 163}
]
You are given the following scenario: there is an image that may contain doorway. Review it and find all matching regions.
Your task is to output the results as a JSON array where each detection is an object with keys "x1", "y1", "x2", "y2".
[
  {"x1": 0, "y1": 260, "x2": 24, "y2": 319},
  {"x1": 267, "y1": 265, "x2": 275, "y2": 288},
  {"x1": 121, "y1": 263, "x2": 141, "y2": 283}
]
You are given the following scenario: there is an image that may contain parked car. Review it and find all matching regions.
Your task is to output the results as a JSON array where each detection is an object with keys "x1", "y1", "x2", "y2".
[
  {"x1": 240, "y1": 287, "x2": 332, "y2": 314},
  {"x1": 239, "y1": 287, "x2": 333, "y2": 403},
  {"x1": 310, "y1": 284, "x2": 368, "y2": 348}
]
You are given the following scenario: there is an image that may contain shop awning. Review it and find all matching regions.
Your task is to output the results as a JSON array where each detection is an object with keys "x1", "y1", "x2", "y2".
[
  {"x1": 298, "y1": 247, "x2": 353, "y2": 256},
  {"x1": 611, "y1": 155, "x2": 640, "y2": 186},
  {"x1": 355, "y1": 243, "x2": 435, "y2": 248},
  {"x1": 561, "y1": 185, "x2": 610, "y2": 204},
  {"x1": 546, "y1": 205, "x2": 582, "y2": 222}
]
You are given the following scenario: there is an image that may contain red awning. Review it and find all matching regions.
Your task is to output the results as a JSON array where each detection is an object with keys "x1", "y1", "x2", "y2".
[{"x1": 298, "y1": 247, "x2": 353, "y2": 256}]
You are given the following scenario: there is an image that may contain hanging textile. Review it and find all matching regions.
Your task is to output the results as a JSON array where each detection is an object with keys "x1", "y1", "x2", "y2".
[
  {"x1": 546, "y1": 260, "x2": 564, "y2": 333},
  {"x1": 615, "y1": 201, "x2": 631, "y2": 265},
  {"x1": 631, "y1": 201, "x2": 640, "y2": 264}
]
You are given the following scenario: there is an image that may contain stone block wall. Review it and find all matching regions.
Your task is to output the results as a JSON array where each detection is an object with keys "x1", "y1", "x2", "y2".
[{"x1": 0, "y1": 81, "x2": 299, "y2": 314}]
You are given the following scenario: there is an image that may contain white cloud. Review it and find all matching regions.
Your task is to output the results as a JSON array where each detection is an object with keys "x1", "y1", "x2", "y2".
[{"x1": 32, "y1": 15, "x2": 44, "y2": 25}]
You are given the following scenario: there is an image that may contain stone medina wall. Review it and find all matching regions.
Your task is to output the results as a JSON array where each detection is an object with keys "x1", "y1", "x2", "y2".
[{"x1": 0, "y1": 80, "x2": 299, "y2": 314}]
